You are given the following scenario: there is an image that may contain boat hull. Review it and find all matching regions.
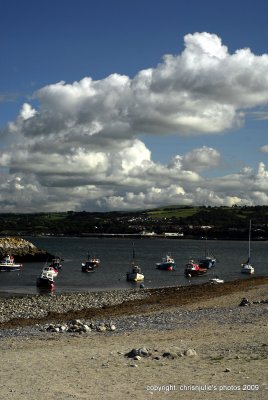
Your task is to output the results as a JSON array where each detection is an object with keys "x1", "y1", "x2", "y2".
[
  {"x1": 0, "y1": 263, "x2": 22, "y2": 272},
  {"x1": 156, "y1": 262, "x2": 176, "y2": 271},
  {"x1": 199, "y1": 257, "x2": 216, "y2": 269},
  {"x1": 81, "y1": 261, "x2": 97, "y2": 273},
  {"x1": 184, "y1": 267, "x2": 207, "y2": 277},
  {"x1": 36, "y1": 277, "x2": 54, "y2": 289},
  {"x1": 126, "y1": 272, "x2": 144, "y2": 282},
  {"x1": 241, "y1": 264, "x2": 254, "y2": 274}
]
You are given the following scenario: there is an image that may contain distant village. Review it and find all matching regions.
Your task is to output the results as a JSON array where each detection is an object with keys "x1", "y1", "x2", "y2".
[{"x1": 0, "y1": 205, "x2": 268, "y2": 240}]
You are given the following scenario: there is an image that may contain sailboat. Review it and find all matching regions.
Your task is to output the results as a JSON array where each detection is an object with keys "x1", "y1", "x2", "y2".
[
  {"x1": 241, "y1": 220, "x2": 255, "y2": 274},
  {"x1": 126, "y1": 243, "x2": 144, "y2": 282}
]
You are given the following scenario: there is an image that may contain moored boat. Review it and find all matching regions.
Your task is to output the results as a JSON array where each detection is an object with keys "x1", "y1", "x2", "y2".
[
  {"x1": 126, "y1": 243, "x2": 144, "y2": 282},
  {"x1": 198, "y1": 238, "x2": 217, "y2": 269},
  {"x1": 241, "y1": 220, "x2": 254, "y2": 275},
  {"x1": 241, "y1": 263, "x2": 254, "y2": 274},
  {"x1": 126, "y1": 265, "x2": 144, "y2": 282},
  {"x1": 81, "y1": 253, "x2": 100, "y2": 272},
  {"x1": 199, "y1": 256, "x2": 216, "y2": 269},
  {"x1": 209, "y1": 277, "x2": 224, "y2": 284},
  {"x1": 0, "y1": 255, "x2": 22, "y2": 272},
  {"x1": 81, "y1": 260, "x2": 97, "y2": 273},
  {"x1": 184, "y1": 260, "x2": 207, "y2": 277},
  {"x1": 36, "y1": 271, "x2": 55, "y2": 289},
  {"x1": 49, "y1": 257, "x2": 63, "y2": 271},
  {"x1": 42, "y1": 265, "x2": 59, "y2": 278},
  {"x1": 156, "y1": 254, "x2": 176, "y2": 271}
]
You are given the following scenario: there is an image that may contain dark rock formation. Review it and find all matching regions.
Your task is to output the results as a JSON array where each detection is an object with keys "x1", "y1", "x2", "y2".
[{"x1": 0, "y1": 237, "x2": 54, "y2": 262}]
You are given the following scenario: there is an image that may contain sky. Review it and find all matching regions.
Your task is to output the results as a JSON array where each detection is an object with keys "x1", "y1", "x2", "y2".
[{"x1": 1, "y1": 0, "x2": 268, "y2": 212}]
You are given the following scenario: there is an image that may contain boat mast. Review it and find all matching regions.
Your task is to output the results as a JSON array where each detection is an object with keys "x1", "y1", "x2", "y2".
[
  {"x1": 132, "y1": 242, "x2": 135, "y2": 265},
  {"x1": 248, "y1": 219, "x2": 251, "y2": 263}
]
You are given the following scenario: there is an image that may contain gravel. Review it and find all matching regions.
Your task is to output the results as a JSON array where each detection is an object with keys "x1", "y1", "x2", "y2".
[{"x1": 0, "y1": 290, "x2": 267, "y2": 339}]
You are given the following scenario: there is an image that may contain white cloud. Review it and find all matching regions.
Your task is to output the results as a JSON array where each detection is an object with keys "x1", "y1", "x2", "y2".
[
  {"x1": 180, "y1": 146, "x2": 220, "y2": 172},
  {"x1": 1, "y1": 32, "x2": 268, "y2": 211},
  {"x1": 260, "y1": 145, "x2": 268, "y2": 153}
]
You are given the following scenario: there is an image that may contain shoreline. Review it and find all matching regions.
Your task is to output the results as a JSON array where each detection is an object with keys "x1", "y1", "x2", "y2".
[
  {"x1": 0, "y1": 276, "x2": 267, "y2": 329},
  {"x1": 0, "y1": 277, "x2": 267, "y2": 399}
]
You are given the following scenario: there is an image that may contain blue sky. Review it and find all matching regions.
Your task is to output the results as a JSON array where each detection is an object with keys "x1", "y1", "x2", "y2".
[{"x1": 1, "y1": 0, "x2": 268, "y2": 212}]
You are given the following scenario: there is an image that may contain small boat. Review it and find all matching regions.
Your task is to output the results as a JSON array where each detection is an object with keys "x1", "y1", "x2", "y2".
[
  {"x1": 81, "y1": 253, "x2": 99, "y2": 272},
  {"x1": 241, "y1": 263, "x2": 254, "y2": 274},
  {"x1": 0, "y1": 255, "x2": 22, "y2": 272},
  {"x1": 126, "y1": 243, "x2": 144, "y2": 282},
  {"x1": 198, "y1": 238, "x2": 217, "y2": 269},
  {"x1": 199, "y1": 256, "x2": 216, "y2": 269},
  {"x1": 49, "y1": 257, "x2": 63, "y2": 271},
  {"x1": 127, "y1": 265, "x2": 144, "y2": 282},
  {"x1": 156, "y1": 254, "x2": 176, "y2": 271},
  {"x1": 241, "y1": 220, "x2": 255, "y2": 275},
  {"x1": 42, "y1": 265, "x2": 59, "y2": 278},
  {"x1": 36, "y1": 271, "x2": 55, "y2": 289},
  {"x1": 81, "y1": 260, "x2": 97, "y2": 273},
  {"x1": 89, "y1": 256, "x2": 100, "y2": 267},
  {"x1": 184, "y1": 260, "x2": 207, "y2": 277},
  {"x1": 209, "y1": 277, "x2": 224, "y2": 284}
]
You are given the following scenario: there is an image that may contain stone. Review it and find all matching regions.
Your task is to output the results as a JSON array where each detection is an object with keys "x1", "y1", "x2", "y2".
[
  {"x1": 184, "y1": 348, "x2": 197, "y2": 357},
  {"x1": 239, "y1": 298, "x2": 251, "y2": 306}
]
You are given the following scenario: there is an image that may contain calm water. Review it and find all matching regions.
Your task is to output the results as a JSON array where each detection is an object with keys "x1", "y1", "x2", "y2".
[{"x1": 0, "y1": 237, "x2": 267, "y2": 296}]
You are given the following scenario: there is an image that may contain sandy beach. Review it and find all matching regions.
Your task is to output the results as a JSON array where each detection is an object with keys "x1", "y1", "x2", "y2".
[{"x1": 0, "y1": 278, "x2": 267, "y2": 400}]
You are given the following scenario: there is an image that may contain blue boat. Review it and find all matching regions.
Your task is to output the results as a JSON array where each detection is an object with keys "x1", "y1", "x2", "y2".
[
  {"x1": 156, "y1": 254, "x2": 176, "y2": 271},
  {"x1": 0, "y1": 255, "x2": 22, "y2": 272},
  {"x1": 198, "y1": 239, "x2": 217, "y2": 269}
]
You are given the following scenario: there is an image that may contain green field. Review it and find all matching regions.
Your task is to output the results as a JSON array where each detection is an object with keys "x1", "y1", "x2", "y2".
[{"x1": 147, "y1": 207, "x2": 199, "y2": 219}]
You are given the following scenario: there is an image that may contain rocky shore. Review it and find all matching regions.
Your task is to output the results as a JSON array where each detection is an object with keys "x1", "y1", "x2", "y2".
[
  {"x1": 0, "y1": 276, "x2": 267, "y2": 336},
  {"x1": 0, "y1": 236, "x2": 54, "y2": 262},
  {"x1": 0, "y1": 277, "x2": 267, "y2": 399}
]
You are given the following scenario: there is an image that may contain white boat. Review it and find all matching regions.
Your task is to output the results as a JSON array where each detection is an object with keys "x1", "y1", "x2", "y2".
[
  {"x1": 241, "y1": 263, "x2": 254, "y2": 274},
  {"x1": 0, "y1": 255, "x2": 22, "y2": 272},
  {"x1": 209, "y1": 277, "x2": 224, "y2": 284},
  {"x1": 127, "y1": 265, "x2": 144, "y2": 282},
  {"x1": 36, "y1": 271, "x2": 55, "y2": 289},
  {"x1": 42, "y1": 265, "x2": 59, "y2": 278},
  {"x1": 241, "y1": 220, "x2": 255, "y2": 275},
  {"x1": 126, "y1": 243, "x2": 144, "y2": 282}
]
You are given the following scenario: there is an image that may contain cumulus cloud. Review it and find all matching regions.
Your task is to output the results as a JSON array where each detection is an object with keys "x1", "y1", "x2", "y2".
[{"x1": 1, "y1": 32, "x2": 268, "y2": 211}]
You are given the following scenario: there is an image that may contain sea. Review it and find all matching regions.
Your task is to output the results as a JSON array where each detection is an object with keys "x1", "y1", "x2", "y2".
[{"x1": 0, "y1": 237, "x2": 267, "y2": 296}]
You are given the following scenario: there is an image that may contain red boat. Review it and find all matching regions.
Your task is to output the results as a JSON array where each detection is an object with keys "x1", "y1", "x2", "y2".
[{"x1": 184, "y1": 260, "x2": 207, "y2": 277}]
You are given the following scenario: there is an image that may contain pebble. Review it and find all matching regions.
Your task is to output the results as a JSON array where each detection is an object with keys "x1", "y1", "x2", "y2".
[
  {"x1": 0, "y1": 289, "x2": 150, "y2": 323},
  {"x1": 0, "y1": 293, "x2": 267, "y2": 340}
]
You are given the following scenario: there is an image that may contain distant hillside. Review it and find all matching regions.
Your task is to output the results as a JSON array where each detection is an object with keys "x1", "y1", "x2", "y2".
[{"x1": 0, "y1": 205, "x2": 267, "y2": 239}]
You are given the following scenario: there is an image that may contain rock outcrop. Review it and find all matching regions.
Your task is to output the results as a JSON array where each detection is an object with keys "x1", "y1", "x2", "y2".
[{"x1": 0, "y1": 237, "x2": 54, "y2": 262}]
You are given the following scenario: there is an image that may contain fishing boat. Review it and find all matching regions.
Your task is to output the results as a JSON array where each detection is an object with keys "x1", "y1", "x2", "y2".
[
  {"x1": 126, "y1": 243, "x2": 144, "y2": 282},
  {"x1": 49, "y1": 257, "x2": 63, "y2": 271},
  {"x1": 241, "y1": 220, "x2": 255, "y2": 275},
  {"x1": 42, "y1": 265, "x2": 59, "y2": 278},
  {"x1": 81, "y1": 253, "x2": 99, "y2": 272},
  {"x1": 184, "y1": 260, "x2": 207, "y2": 277},
  {"x1": 89, "y1": 255, "x2": 100, "y2": 267},
  {"x1": 36, "y1": 271, "x2": 55, "y2": 289},
  {"x1": 0, "y1": 255, "x2": 22, "y2": 272},
  {"x1": 81, "y1": 260, "x2": 96, "y2": 273},
  {"x1": 156, "y1": 254, "x2": 176, "y2": 271},
  {"x1": 198, "y1": 238, "x2": 216, "y2": 269}
]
